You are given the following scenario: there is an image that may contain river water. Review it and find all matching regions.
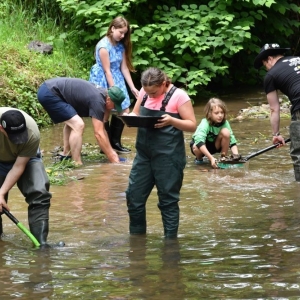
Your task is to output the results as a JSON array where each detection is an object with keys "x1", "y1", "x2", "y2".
[{"x1": 1, "y1": 88, "x2": 300, "y2": 299}]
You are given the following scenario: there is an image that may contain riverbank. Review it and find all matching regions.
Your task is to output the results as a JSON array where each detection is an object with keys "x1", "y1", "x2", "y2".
[{"x1": 235, "y1": 96, "x2": 291, "y2": 120}]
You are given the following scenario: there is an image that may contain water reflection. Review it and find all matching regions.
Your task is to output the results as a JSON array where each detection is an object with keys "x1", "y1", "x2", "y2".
[
  {"x1": 127, "y1": 236, "x2": 185, "y2": 299},
  {"x1": 0, "y1": 244, "x2": 53, "y2": 298},
  {"x1": 1, "y1": 88, "x2": 300, "y2": 299}
]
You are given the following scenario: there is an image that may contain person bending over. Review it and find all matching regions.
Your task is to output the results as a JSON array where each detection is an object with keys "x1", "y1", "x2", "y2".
[
  {"x1": 37, "y1": 77, "x2": 125, "y2": 165},
  {"x1": 0, "y1": 108, "x2": 51, "y2": 247}
]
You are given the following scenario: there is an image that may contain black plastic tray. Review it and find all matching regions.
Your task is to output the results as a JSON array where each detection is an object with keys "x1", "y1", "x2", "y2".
[{"x1": 118, "y1": 115, "x2": 163, "y2": 128}]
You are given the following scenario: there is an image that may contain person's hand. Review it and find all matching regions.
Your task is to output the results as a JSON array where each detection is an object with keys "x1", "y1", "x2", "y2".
[
  {"x1": 128, "y1": 112, "x2": 137, "y2": 116},
  {"x1": 155, "y1": 114, "x2": 172, "y2": 128},
  {"x1": 273, "y1": 135, "x2": 285, "y2": 147},
  {"x1": 106, "y1": 151, "x2": 121, "y2": 163},
  {"x1": 131, "y1": 88, "x2": 139, "y2": 99},
  {"x1": 210, "y1": 158, "x2": 219, "y2": 169},
  {"x1": 0, "y1": 195, "x2": 9, "y2": 213}
]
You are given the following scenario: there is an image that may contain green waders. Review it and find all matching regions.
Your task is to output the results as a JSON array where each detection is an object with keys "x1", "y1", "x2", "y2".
[
  {"x1": 0, "y1": 159, "x2": 51, "y2": 245},
  {"x1": 126, "y1": 105, "x2": 186, "y2": 238},
  {"x1": 18, "y1": 160, "x2": 51, "y2": 245},
  {"x1": 290, "y1": 120, "x2": 300, "y2": 181}
]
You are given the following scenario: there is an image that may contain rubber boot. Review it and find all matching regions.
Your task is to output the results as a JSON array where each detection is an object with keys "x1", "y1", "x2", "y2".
[
  {"x1": 160, "y1": 203, "x2": 179, "y2": 239},
  {"x1": 100, "y1": 121, "x2": 111, "y2": 154},
  {"x1": 110, "y1": 114, "x2": 131, "y2": 153},
  {"x1": 29, "y1": 220, "x2": 49, "y2": 247},
  {"x1": 17, "y1": 161, "x2": 51, "y2": 247},
  {"x1": 0, "y1": 175, "x2": 8, "y2": 237},
  {"x1": 129, "y1": 213, "x2": 147, "y2": 235}
]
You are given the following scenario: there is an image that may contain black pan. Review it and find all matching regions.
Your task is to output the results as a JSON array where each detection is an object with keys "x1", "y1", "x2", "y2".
[{"x1": 118, "y1": 115, "x2": 163, "y2": 128}]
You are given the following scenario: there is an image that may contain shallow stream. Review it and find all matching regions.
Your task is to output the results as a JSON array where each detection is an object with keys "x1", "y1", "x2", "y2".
[{"x1": 1, "y1": 88, "x2": 299, "y2": 299}]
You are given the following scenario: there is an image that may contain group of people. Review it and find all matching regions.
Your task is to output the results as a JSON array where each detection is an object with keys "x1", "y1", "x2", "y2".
[{"x1": 0, "y1": 14, "x2": 299, "y2": 247}]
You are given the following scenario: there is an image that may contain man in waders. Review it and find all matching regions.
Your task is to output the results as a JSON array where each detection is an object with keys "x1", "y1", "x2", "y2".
[
  {"x1": 0, "y1": 108, "x2": 52, "y2": 247},
  {"x1": 254, "y1": 43, "x2": 300, "y2": 181}
]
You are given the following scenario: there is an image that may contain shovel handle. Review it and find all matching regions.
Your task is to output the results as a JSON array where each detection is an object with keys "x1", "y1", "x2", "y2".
[
  {"x1": 3, "y1": 208, "x2": 18, "y2": 224},
  {"x1": 245, "y1": 138, "x2": 291, "y2": 161},
  {"x1": 2, "y1": 208, "x2": 41, "y2": 247}
]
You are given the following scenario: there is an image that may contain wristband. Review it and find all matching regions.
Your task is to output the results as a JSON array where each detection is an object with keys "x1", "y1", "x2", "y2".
[{"x1": 272, "y1": 132, "x2": 280, "y2": 136}]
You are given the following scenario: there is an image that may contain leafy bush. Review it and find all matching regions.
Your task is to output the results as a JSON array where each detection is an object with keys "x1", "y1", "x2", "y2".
[
  {"x1": 1, "y1": 0, "x2": 300, "y2": 125},
  {"x1": 57, "y1": 0, "x2": 300, "y2": 96}
]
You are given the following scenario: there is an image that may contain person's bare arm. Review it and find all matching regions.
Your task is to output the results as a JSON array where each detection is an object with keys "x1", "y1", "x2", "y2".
[
  {"x1": 120, "y1": 53, "x2": 139, "y2": 99},
  {"x1": 198, "y1": 144, "x2": 218, "y2": 168},
  {"x1": 129, "y1": 96, "x2": 142, "y2": 116},
  {"x1": 92, "y1": 117, "x2": 120, "y2": 163},
  {"x1": 267, "y1": 90, "x2": 285, "y2": 145},
  {"x1": 99, "y1": 48, "x2": 114, "y2": 87},
  {"x1": 0, "y1": 156, "x2": 30, "y2": 212}
]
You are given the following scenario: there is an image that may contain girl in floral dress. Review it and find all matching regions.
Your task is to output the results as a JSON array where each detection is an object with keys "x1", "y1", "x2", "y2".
[{"x1": 89, "y1": 16, "x2": 139, "y2": 153}]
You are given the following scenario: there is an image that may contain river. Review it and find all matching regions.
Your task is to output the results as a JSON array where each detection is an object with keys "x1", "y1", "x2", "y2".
[{"x1": 0, "y1": 88, "x2": 299, "y2": 299}]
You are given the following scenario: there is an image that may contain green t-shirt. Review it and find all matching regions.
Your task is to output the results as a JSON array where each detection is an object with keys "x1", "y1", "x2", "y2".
[
  {"x1": 0, "y1": 107, "x2": 40, "y2": 162},
  {"x1": 192, "y1": 118, "x2": 237, "y2": 148}
]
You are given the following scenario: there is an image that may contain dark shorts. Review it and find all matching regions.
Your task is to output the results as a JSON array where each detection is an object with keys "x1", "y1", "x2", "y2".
[
  {"x1": 190, "y1": 139, "x2": 220, "y2": 156},
  {"x1": 37, "y1": 83, "x2": 77, "y2": 123}
]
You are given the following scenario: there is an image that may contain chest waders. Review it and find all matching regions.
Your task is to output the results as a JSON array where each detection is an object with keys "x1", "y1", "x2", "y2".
[
  {"x1": 0, "y1": 175, "x2": 8, "y2": 237},
  {"x1": 290, "y1": 118, "x2": 300, "y2": 181},
  {"x1": 0, "y1": 157, "x2": 51, "y2": 246},
  {"x1": 126, "y1": 86, "x2": 186, "y2": 238}
]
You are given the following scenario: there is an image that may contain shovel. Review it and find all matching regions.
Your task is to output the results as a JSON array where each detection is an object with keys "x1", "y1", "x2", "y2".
[
  {"x1": 2, "y1": 208, "x2": 40, "y2": 247},
  {"x1": 217, "y1": 138, "x2": 291, "y2": 169}
]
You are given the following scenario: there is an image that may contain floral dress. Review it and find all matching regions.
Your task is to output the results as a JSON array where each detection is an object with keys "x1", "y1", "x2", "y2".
[{"x1": 89, "y1": 36, "x2": 130, "y2": 110}]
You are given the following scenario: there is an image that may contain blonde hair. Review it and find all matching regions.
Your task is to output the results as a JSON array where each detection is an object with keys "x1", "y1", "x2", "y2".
[
  {"x1": 140, "y1": 67, "x2": 172, "y2": 88},
  {"x1": 106, "y1": 16, "x2": 135, "y2": 72},
  {"x1": 204, "y1": 97, "x2": 227, "y2": 125}
]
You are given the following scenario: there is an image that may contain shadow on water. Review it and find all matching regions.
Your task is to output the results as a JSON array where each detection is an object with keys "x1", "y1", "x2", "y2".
[{"x1": 1, "y1": 88, "x2": 300, "y2": 299}]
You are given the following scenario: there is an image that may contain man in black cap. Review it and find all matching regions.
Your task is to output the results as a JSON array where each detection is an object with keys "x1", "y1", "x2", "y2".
[
  {"x1": 37, "y1": 77, "x2": 126, "y2": 165},
  {"x1": 0, "y1": 107, "x2": 52, "y2": 246},
  {"x1": 254, "y1": 43, "x2": 300, "y2": 181}
]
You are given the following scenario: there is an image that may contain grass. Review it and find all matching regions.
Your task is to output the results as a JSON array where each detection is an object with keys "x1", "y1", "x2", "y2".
[
  {"x1": 0, "y1": 2, "x2": 93, "y2": 126},
  {"x1": 0, "y1": 3, "x2": 113, "y2": 185},
  {"x1": 45, "y1": 160, "x2": 79, "y2": 186}
]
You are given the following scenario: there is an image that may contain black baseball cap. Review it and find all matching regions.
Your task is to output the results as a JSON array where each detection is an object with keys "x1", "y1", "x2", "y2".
[{"x1": 0, "y1": 110, "x2": 28, "y2": 144}]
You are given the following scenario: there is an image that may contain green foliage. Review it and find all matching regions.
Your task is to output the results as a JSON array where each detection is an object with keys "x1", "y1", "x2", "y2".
[
  {"x1": 45, "y1": 143, "x2": 109, "y2": 185},
  {"x1": 130, "y1": 2, "x2": 253, "y2": 95},
  {"x1": 57, "y1": 0, "x2": 300, "y2": 97},
  {"x1": 45, "y1": 159, "x2": 80, "y2": 185},
  {"x1": 0, "y1": 1, "x2": 90, "y2": 126},
  {"x1": 1, "y1": 0, "x2": 300, "y2": 125}
]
